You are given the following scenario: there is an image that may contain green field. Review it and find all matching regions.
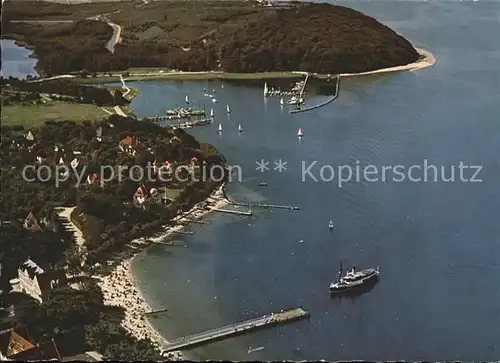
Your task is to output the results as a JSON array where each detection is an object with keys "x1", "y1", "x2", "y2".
[
  {"x1": 74, "y1": 71, "x2": 313, "y2": 84},
  {"x1": 2, "y1": 101, "x2": 111, "y2": 126}
]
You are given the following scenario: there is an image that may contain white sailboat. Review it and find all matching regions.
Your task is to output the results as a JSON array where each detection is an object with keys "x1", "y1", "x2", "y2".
[
  {"x1": 297, "y1": 128, "x2": 303, "y2": 137},
  {"x1": 238, "y1": 124, "x2": 243, "y2": 133},
  {"x1": 210, "y1": 108, "x2": 214, "y2": 117},
  {"x1": 280, "y1": 97, "x2": 284, "y2": 105},
  {"x1": 226, "y1": 104, "x2": 230, "y2": 113},
  {"x1": 218, "y1": 124, "x2": 223, "y2": 132},
  {"x1": 185, "y1": 95, "x2": 189, "y2": 104},
  {"x1": 264, "y1": 82, "x2": 269, "y2": 97}
]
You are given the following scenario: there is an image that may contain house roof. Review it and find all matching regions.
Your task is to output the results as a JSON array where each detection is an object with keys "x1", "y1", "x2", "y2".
[
  {"x1": 24, "y1": 212, "x2": 42, "y2": 231},
  {"x1": 19, "y1": 259, "x2": 45, "y2": 279},
  {"x1": 87, "y1": 173, "x2": 101, "y2": 181},
  {"x1": 37, "y1": 270, "x2": 67, "y2": 296},
  {"x1": 0, "y1": 329, "x2": 35, "y2": 358},
  {"x1": 135, "y1": 185, "x2": 150, "y2": 198},
  {"x1": 62, "y1": 351, "x2": 103, "y2": 362},
  {"x1": 119, "y1": 136, "x2": 135, "y2": 146},
  {"x1": 9, "y1": 339, "x2": 61, "y2": 361}
]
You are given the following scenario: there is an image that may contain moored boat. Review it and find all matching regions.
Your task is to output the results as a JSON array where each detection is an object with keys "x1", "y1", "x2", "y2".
[{"x1": 329, "y1": 263, "x2": 379, "y2": 294}]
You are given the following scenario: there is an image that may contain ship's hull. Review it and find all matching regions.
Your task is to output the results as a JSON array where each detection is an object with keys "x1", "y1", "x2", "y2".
[{"x1": 329, "y1": 272, "x2": 379, "y2": 294}]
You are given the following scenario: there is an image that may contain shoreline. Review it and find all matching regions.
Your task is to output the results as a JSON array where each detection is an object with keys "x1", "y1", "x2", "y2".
[
  {"x1": 94, "y1": 185, "x2": 229, "y2": 360},
  {"x1": 72, "y1": 47, "x2": 436, "y2": 84},
  {"x1": 338, "y1": 47, "x2": 436, "y2": 77}
]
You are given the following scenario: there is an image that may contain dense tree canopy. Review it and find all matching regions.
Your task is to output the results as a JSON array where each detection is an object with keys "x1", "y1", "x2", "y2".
[{"x1": 2, "y1": 1, "x2": 419, "y2": 75}]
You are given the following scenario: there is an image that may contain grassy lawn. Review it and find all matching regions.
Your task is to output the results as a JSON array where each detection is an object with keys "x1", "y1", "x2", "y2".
[
  {"x1": 2, "y1": 101, "x2": 110, "y2": 127},
  {"x1": 75, "y1": 71, "x2": 308, "y2": 84}
]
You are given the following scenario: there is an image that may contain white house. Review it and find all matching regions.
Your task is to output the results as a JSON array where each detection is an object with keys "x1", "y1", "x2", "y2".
[{"x1": 11, "y1": 259, "x2": 66, "y2": 303}]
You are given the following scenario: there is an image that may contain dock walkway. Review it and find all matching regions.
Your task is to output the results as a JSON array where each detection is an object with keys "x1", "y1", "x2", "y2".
[
  {"x1": 161, "y1": 307, "x2": 309, "y2": 354},
  {"x1": 290, "y1": 75, "x2": 339, "y2": 114}
]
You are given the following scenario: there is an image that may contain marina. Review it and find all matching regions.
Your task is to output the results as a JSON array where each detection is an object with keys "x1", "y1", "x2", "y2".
[
  {"x1": 290, "y1": 75, "x2": 339, "y2": 114},
  {"x1": 160, "y1": 307, "x2": 310, "y2": 354}
]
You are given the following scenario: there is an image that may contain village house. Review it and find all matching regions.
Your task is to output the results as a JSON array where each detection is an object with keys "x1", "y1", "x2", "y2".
[
  {"x1": 62, "y1": 351, "x2": 104, "y2": 361},
  {"x1": 86, "y1": 173, "x2": 102, "y2": 185},
  {"x1": 23, "y1": 212, "x2": 42, "y2": 232},
  {"x1": 153, "y1": 159, "x2": 172, "y2": 176},
  {"x1": 133, "y1": 185, "x2": 151, "y2": 208},
  {"x1": 0, "y1": 329, "x2": 35, "y2": 359},
  {"x1": 9, "y1": 339, "x2": 61, "y2": 361},
  {"x1": 0, "y1": 329, "x2": 62, "y2": 361},
  {"x1": 25, "y1": 131, "x2": 34, "y2": 141},
  {"x1": 10, "y1": 259, "x2": 67, "y2": 303},
  {"x1": 118, "y1": 136, "x2": 138, "y2": 156}
]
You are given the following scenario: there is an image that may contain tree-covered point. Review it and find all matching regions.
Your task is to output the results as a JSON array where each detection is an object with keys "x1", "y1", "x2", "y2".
[
  {"x1": 3, "y1": 1, "x2": 419, "y2": 75},
  {"x1": 0, "y1": 78, "x2": 128, "y2": 107}
]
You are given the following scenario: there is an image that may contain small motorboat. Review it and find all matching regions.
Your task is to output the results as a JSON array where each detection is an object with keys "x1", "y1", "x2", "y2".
[
  {"x1": 297, "y1": 128, "x2": 303, "y2": 137},
  {"x1": 238, "y1": 124, "x2": 243, "y2": 133},
  {"x1": 258, "y1": 182, "x2": 267, "y2": 186},
  {"x1": 218, "y1": 124, "x2": 223, "y2": 132}
]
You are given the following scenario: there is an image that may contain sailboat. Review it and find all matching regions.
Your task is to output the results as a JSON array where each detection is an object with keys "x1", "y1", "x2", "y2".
[
  {"x1": 297, "y1": 128, "x2": 303, "y2": 138},
  {"x1": 218, "y1": 124, "x2": 223, "y2": 132},
  {"x1": 238, "y1": 124, "x2": 243, "y2": 133},
  {"x1": 329, "y1": 220, "x2": 334, "y2": 231},
  {"x1": 185, "y1": 95, "x2": 189, "y2": 104},
  {"x1": 226, "y1": 104, "x2": 230, "y2": 114},
  {"x1": 280, "y1": 97, "x2": 284, "y2": 105},
  {"x1": 264, "y1": 82, "x2": 269, "y2": 97},
  {"x1": 210, "y1": 108, "x2": 214, "y2": 117}
]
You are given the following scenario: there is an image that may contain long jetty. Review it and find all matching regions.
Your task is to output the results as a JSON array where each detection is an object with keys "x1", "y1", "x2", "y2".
[
  {"x1": 290, "y1": 75, "x2": 340, "y2": 114},
  {"x1": 145, "y1": 308, "x2": 168, "y2": 316},
  {"x1": 209, "y1": 207, "x2": 252, "y2": 216},
  {"x1": 229, "y1": 201, "x2": 301, "y2": 210},
  {"x1": 160, "y1": 307, "x2": 310, "y2": 354}
]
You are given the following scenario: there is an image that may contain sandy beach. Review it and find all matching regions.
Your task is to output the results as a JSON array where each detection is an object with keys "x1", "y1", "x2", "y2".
[
  {"x1": 95, "y1": 186, "x2": 229, "y2": 360},
  {"x1": 339, "y1": 47, "x2": 436, "y2": 77}
]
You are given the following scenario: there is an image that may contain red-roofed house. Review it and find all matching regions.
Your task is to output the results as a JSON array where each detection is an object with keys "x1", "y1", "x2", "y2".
[
  {"x1": 86, "y1": 173, "x2": 102, "y2": 185},
  {"x1": 118, "y1": 136, "x2": 138, "y2": 156},
  {"x1": 0, "y1": 329, "x2": 35, "y2": 358},
  {"x1": 9, "y1": 339, "x2": 61, "y2": 361},
  {"x1": 133, "y1": 185, "x2": 151, "y2": 208}
]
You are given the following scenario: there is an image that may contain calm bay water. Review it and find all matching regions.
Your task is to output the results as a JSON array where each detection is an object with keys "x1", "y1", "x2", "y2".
[
  {"x1": 0, "y1": 39, "x2": 39, "y2": 79},
  {"x1": 3, "y1": 0, "x2": 498, "y2": 360},
  {"x1": 131, "y1": 1, "x2": 499, "y2": 360}
]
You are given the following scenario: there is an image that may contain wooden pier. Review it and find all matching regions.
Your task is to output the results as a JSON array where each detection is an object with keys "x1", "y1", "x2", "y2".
[
  {"x1": 230, "y1": 201, "x2": 301, "y2": 210},
  {"x1": 145, "y1": 308, "x2": 168, "y2": 316},
  {"x1": 160, "y1": 307, "x2": 310, "y2": 354},
  {"x1": 209, "y1": 207, "x2": 252, "y2": 216},
  {"x1": 290, "y1": 75, "x2": 339, "y2": 114},
  {"x1": 172, "y1": 230, "x2": 194, "y2": 235}
]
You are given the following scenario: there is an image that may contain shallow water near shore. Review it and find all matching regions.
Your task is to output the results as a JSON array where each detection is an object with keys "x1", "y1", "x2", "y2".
[
  {"x1": 0, "y1": 39, "x2": 39, "y2": 79},
  {"x1": 130, "y1": 0, "x2": 499, "y2": 360}
]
